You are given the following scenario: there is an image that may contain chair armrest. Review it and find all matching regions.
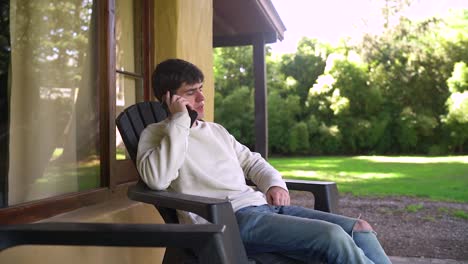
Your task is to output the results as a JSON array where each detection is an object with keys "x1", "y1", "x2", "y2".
[
  {"x1": 0, "y1": 222, "x2": 230, "y2": 263},
  {"x1": 127, "y1": 181, "x2": 249, "y2": 263},
  {"x1": 285, "y1": 179, "x2": 339, "y2": 213},
  {"x1": 128, "y1": 181, "x2": 231, "y2": 220},
  {"x1": 245, "y1": 178, "x2": 339, "y2": 213}
]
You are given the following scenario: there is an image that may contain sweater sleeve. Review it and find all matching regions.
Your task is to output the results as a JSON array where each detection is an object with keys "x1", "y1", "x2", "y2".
[
  {"x1": 223, "y1": 127, "x2": 288, "y2": 194},
  {"x1": 136, "y1": 112, "x2": 191, "y2": 190}
]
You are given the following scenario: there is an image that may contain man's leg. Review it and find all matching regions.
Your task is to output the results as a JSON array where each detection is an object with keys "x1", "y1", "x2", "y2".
[
  {"x1": 235, "y1": 205, "x2": 373, "y2": 264},
  {"x1": 280, "y1": 206, "x2": 391, "y2": 264},
  {"x1": 352, "y1": 220, "x2": 391, "y2": 264}
]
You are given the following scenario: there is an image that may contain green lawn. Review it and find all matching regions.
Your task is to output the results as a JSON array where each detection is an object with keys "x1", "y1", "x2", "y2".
[{"x1": 269, "y1": 156, "x2": 468, "y2": 203}]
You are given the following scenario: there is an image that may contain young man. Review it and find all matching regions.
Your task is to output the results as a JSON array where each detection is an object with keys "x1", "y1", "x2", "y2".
[{"x1": 137, "y1": 58, "x2": 391, "y2": 264}]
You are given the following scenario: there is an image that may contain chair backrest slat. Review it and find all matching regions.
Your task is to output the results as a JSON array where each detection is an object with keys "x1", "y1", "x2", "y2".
[
  {"x1": 116, "y1": 101, "x2": 168, "y2": 162},
  {"x1": 116, "y1": 113, "x2": 139, "y2": 162},
  {"x1": 127, "y1": 106, "x2": 146, "y2": 137},
  {"x1": 151, "y1": 102, "x2": 168, "y2": 122},
  {"x1": 139, "y1": 102, "x2": 157, "y2": 126}
]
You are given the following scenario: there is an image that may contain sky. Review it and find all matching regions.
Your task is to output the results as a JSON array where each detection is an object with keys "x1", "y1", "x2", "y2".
[{"x1": 269, "y1": 0, "x2": 468, "y2": 54}]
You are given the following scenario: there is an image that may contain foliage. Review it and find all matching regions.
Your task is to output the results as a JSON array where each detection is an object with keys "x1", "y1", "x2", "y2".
[
  {"x1": 268, "y1": 90, "x2": 301, "y2": 153},
  {"x1": 213, "y1": 9, "x2": 468, "y2": 155},
  {"x1": 214, "y1": 46, "x2": 254, "y2": 97},
  {"x1": 441, "y1": 62, "x2": 468, "y2": 153},
  {"x1": 215, "y1": 86, "x2": 254, "y2": 148},
  {"x1": 214, "y1": 46, "x2": 255, "y2": 148},
  {"x1": 289, "y1": 122, "x2": 309, "y2": 154},
  {"x1": 279, "y1": 38, "x2": 329, "y2": 115}
]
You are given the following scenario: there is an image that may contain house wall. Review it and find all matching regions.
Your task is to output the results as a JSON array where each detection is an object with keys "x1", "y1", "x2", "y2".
[
  {"x1": 0, "y1": 0, "x2": 213, "y2": 263},
  {"x1": 154, "y1": 0, "x2": 214, "y2": 121}
]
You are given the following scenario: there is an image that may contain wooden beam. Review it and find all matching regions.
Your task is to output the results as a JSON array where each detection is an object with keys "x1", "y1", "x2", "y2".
[
  {"x1": 0, "y1": 184, "x2": 131, "y2": 224},
  {"x1": 213, "y1": 32, "x2": 277, "y2": 47},
  {"x1": 253, "y1": 35, "x2": 268, "y2": 159}
]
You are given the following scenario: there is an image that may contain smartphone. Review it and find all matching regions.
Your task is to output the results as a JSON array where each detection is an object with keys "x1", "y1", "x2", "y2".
[
  {"x1": 164, "y1": 91, "x2": 198, "y2": 128},
  {"x1": 186, "y1": 105, "x2": 198, "y2": 128}
]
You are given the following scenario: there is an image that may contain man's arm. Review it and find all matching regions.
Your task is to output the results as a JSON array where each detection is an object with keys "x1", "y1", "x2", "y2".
[
  {"x1": 225, "y1": 130, "x2": 290, "y2": 204},
  {"x1": 136, "y1": 112, "x2": 191, "y2": 190}
]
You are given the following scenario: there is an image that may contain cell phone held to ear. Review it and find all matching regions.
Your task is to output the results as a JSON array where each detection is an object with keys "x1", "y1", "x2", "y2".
[
  {"x1": 163, "y1": 93, "x2": 198, "y2": 128},
  {"x1": 186, "y1": 106, "x2": 198, "y2": 128}
]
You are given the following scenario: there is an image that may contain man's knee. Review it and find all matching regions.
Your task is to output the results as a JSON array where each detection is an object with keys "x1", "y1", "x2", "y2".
[{"x1": 353, "y1": 219, "x2": 373, "y2": 232}]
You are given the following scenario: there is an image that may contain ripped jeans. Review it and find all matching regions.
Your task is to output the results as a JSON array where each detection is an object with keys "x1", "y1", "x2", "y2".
[{"x1": 235, "y1": 205, "x2": 391, "y2": 264}]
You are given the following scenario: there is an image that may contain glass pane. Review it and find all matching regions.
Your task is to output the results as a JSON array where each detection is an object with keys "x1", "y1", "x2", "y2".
[
  {"x1": 115, "y1": 0, "x2": 144, "y2": 160},
  {"x1": 115, "y1": 0, "x2": 143, "y2": 74},
  {"x1": 116, "y1": 74, "x2": 143, "y2": 160},
  {"x1": 7, "y1": 0, "x2": 99, "y2": 205}
]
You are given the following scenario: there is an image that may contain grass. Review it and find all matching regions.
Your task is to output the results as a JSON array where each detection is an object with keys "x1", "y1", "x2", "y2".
[
  {"x1": 40, "y1": 159, "x2": 100, "y2": 191},
  {"x1": 269, "y1": 155, "x2": 468, "y2": 203},
  {"x1": 453, "y1": 210, "x2": 468, "y2": 219},
  {"x1": 405, "y1": 203, "x2": 424, "y2": 213}
]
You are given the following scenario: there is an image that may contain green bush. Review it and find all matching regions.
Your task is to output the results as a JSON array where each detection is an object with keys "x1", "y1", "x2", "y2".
[{"x1": 289, "y1": 122, "x2": 310, "y2": 154}]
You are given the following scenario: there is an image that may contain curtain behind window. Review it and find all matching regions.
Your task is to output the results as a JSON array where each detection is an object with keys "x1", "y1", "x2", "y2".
[{"x1": 8, "y1": 0, "x2": 99, "y2": 205}]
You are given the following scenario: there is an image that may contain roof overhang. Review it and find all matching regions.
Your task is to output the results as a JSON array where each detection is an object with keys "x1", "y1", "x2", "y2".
[{"x1": 213, "y1": 0, "x2": 286, "y2": 47}]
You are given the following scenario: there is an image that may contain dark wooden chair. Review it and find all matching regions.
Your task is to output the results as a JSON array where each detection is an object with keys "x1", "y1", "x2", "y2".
[
  {"x1": 116, "y1": 101, "x2": 340, "y2": 264},
  {"x1": 0, "y1": 222, "x2": 232, "y2": 263}
]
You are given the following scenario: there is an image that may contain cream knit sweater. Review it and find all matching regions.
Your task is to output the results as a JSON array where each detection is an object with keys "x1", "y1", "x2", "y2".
[{"x1": 136, "y1": 111, "x2": 288, "y2": 222}]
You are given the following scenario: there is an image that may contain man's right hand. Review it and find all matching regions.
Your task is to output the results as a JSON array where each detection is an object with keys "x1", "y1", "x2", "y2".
[{"x1": 165, "y1": 91, "x2": 189, "y2": 115}]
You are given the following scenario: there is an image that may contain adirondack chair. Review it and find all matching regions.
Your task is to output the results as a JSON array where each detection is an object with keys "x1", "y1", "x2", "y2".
[
  {"x1": 0, "y1": 222, "x2": 232, "y2": 263},
  {"x1": 116, "y1": 101, "x2": 339, "y2": 264}
]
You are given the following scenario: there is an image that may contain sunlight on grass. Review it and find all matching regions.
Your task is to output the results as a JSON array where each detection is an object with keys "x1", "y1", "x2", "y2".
[
  {"x1": 284, "y1": 170, "x2": 319, "y2": 177},
  {"x1": 51, "y1": 148, "x2": 64, "y2": 160},
  {"x1": 116, "y1": 147, "x2": 128, "y2": 160},
  {"x1": 270, "y1": 156, "x2": 468, "y2": 202},
  {"x1": 117, "y1": 153, "x2": 127, "y2": 160},
  {"x1": 282, "y1": 170, "x2": 401, "y2": 181},
  {"x1": 36, "y1": 158, "x2": 100, "y2": 190},
  {"x1": 354, "y1": 156, "x2": 468, "y2": 164},
  {"x1": 337, "y1": 172, "x2": 402, "y2": 180}
]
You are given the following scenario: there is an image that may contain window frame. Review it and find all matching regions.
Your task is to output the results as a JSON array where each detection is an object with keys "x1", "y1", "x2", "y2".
[{"x1": 0, "y1": 0, "x2": 154, "y2": 224}]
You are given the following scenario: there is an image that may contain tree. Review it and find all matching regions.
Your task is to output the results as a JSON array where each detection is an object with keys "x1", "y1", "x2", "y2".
[
  {"x1": 268, "y1": 91, "x2": 301, "y2": 154},
  {"x1": 214, "y1": 86, "x2": 255, "y2": 149},
  {"x1": 279, "y1": 38, "x2": 329, "y2": 117},
  {"x1": 214, "y1": 9, "x2": 468, "y2": 155},
  {"x1": 307, "y1": 52, "x2": 386, "y2": 154},
  {"x1": 214, "y1": 46, "x2": 255, "y2": 147},
  {"x1": 441, "y1": 62, "x2": 468, "y2": 153},
  {"x1": 359, "y1": 16, "x2": 453, "y2": 153},
  {"x1": 289, "y1": 122, "x2": 310, "y2": 154},
  {"x1": 214, "y1": 46, "x2": 254, "y2": 97}
]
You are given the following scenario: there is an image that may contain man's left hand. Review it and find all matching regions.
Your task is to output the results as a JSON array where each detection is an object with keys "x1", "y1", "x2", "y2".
[{"x1": 266, "y1": 186, "x2": 290, "y2": 206}]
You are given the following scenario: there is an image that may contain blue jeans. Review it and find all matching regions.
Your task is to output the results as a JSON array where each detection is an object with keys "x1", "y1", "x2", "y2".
[{"x1": 235, "y1": 205, "x2": 391, "y2": 264}]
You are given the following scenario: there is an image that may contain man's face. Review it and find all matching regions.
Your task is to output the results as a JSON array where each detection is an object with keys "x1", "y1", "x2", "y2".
[{"x1": 175, "y1": 82, "x2": 205, "y2": 119}]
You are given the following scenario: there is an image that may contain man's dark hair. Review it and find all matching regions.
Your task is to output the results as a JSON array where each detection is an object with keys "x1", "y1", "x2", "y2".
[{"x1": 152, "y1": 59, "x2": 204, "y2": 101}]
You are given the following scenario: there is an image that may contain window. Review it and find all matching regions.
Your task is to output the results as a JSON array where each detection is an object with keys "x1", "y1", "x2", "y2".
[
  {"x1": 0, "y1": 0, "x2": 153, "y2": 222},
  {"x1": 115, "y1": 0, "x2": 145, "y2": 161},
  {"x1": 5, "y1": 0, "x2": 99, "y2": 205},
  {"x1": 114, "y1": 0, "x2": 152, "y2": 184}
]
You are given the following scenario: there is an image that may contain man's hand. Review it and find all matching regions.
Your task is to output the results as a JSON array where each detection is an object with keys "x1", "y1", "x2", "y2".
[
  {"x1": 266, "y1": 186, "x2": 290, "y2": 206},
  {"x1": 164, "y1": 91, "x2": 189, "y2": 114}
]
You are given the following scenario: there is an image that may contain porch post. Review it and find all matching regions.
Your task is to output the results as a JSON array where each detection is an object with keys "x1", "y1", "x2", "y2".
[{"x1": 253, "y1": 34, "x2": 268, "y2": 159}]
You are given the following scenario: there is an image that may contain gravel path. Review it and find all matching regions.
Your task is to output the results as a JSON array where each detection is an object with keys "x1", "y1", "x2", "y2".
[{"x1": 290, "y1": 191, "x2": 468, "y2": 261}]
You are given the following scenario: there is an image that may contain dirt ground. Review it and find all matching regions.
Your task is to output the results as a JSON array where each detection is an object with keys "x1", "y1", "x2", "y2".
[{"x1": 290, "y1": 191, "x2": 468, "y2": 261}]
